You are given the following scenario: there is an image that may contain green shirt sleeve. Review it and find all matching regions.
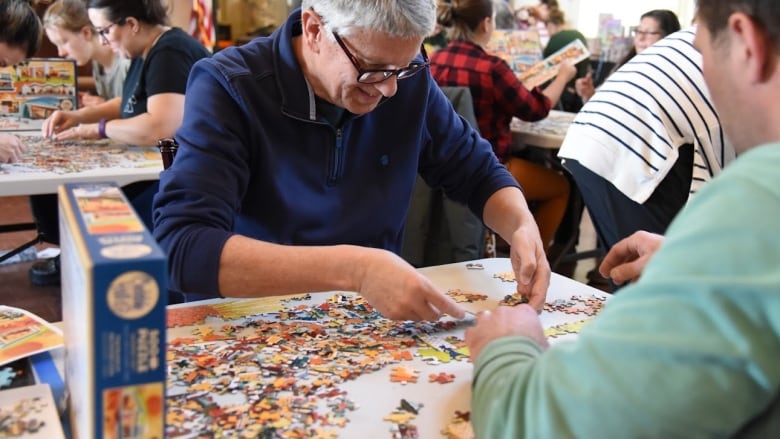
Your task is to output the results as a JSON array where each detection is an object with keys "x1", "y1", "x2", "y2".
[{"x1": 471, "y1": 144, "x2": 780, "y2": 438}]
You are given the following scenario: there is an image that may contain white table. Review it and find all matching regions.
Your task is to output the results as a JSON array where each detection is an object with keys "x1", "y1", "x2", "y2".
[
  {"x1": 511, "y1": 109, "x2": 577, "y2": 150},
  {"x1": 44, "y1": 258, "x2": 610, "y2": 437},
  {"x1": 0, "y1": 131, "x2": 163, "y2": 197},
  {"x1": 0, "y1": 131, "x2": 163, "y2": 263}
]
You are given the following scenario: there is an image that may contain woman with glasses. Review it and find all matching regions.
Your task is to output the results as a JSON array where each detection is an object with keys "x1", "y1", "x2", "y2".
[
  {"x1": 627, "y1": 9, "x2": 681, "y2": 60},
  {"x1": 576, "y1": 9, "x2": 680, "y2": 102},
  {"x1": 27, "y1": 0, "x2": 210, "y2": 287},
  {"x1": 41, "y1": 0, "x2": 209, "y2": 148},
  {"x1": 43, "y1": 0, "x2": 130, "y2": 108},
  {"x1": 153, "y1": 1, "x2": 552, "y2": 317},
  {"x1": 429, "y1": 0, "x2": 576, "y2": 253}
]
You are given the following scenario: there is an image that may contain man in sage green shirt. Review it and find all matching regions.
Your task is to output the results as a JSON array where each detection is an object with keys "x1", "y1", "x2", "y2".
[{"x1": 465, "y1": 1, "x2": 780, "y2": 437}]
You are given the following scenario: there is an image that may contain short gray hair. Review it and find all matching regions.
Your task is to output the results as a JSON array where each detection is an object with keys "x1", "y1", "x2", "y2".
[{"x1": 302, "y1": 0, "x2": 436, "y2": 39}]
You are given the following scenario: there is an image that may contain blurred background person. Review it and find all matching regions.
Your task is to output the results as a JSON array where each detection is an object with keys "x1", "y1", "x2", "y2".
[
  {"x1": 43, "y1": 0, "x2": 130, "y2": 107},
  {"x1": 576, "y1": 9, "x2": 680, "y2": 103},
  {"x1": 493, "y1": 0, "x2": 517, "y2": 30},
  {"x1": 559, "y1": 28, "x2": 735, "y2": 291},
  {"x1": 430, "y1": 0, "x2": 576, "y2": 252},
  {"x1": 541, "y1": 4, "x2": 588, "y2": 112},
  {"x1": 514, "y1": 0, "x2": 554, "y2": 44}
]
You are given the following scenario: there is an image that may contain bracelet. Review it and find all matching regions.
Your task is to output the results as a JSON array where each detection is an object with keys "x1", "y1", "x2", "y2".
[{"x1": 98, "y1": 118, "x2": 108, "y2": 139}]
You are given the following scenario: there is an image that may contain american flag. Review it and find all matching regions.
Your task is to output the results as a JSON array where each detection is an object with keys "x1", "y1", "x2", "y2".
[{"x1": 189, "y1": 0, "x2": 215, "y2": 51}]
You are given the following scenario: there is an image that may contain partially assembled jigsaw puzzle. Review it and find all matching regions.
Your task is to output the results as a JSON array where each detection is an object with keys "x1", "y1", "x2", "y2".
[{"x1": 162, "y1": 264, "x2": 609, "y2": 437}]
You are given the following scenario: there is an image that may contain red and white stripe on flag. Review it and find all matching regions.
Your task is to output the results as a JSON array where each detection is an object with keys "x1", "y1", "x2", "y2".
[{"x1": 190, "y1": 0, "x2": 215, "y2": 51}]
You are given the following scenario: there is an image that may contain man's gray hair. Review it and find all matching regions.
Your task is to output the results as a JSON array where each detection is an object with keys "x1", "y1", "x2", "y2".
[{"x1": 301, "y1": 0, "x2": 436, "y2": 39}]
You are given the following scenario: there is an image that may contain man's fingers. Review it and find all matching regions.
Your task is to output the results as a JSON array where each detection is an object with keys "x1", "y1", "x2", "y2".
[{"x1": 428, "y1": 290, "x2": 465, "y2": 320}]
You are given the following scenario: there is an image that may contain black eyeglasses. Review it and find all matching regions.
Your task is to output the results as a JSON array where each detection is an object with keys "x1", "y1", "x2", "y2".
[
  {"x1": 632, "y1": 29, "x2": 662, "y2": 38},
  {"x1": 95, "y1": 20, "x2": 122, "y2": 44},
  {"x1": 332, "y1": 31, "x2": 429, "y2": 84}
]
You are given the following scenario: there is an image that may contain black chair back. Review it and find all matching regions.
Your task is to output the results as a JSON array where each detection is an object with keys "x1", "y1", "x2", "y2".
[{"x1": 157, "y1": 138, "x2": 179, "y2": 170}]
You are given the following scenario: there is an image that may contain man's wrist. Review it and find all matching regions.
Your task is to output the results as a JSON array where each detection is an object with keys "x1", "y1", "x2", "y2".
[{"x1": 98, "y1": 118, "x2": 108, "y2": 139}]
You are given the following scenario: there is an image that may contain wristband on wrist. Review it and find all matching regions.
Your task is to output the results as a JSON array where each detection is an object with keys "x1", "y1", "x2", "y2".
[{"x1": 98, "y1": 118, "x2": 108, "y2": 139}]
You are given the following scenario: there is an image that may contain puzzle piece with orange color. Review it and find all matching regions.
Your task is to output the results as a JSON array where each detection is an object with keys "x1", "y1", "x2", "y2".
[
  {"x1": 389, "y1": 365, "x2": 419, "y2": 384},
  {"x1": 428, "y1": 372, "x2": 455, "y2": 384},
  {"x1": 446, "y1": 289, "x2": 489, "y2": 303},
  {"x1": 493, "y1": 271, "x2": 516, "y2": 282},
  {"x1": 441, "y1": 410, "x2": 474, "y2": 439}
]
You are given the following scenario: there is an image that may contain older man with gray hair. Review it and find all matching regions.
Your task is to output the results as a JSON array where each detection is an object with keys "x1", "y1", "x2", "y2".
[{"x1": 154, "y1": 0, "x2": 551, "y2": 318}]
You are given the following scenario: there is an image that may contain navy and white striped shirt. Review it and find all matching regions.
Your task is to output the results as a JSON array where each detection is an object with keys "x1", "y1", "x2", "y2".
[{"x1": 559, "y1": 27, "x2": 736, "y2": 204}]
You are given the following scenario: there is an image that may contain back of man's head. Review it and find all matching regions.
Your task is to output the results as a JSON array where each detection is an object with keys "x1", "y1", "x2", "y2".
[{"x1": 697, "y1": 0, "x2": 780, "y2": 50}]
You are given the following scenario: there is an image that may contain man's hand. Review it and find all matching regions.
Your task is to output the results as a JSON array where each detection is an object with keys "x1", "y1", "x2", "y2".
[
  {"x1": 465, "y1": 305, "x2": 548, "y2": 360},
  {"x1": 509, "y1": 224, "x2": 551, "y2": 312},
  {"x1": 356, "y1": 249, "x2": 465, "y2": 321},
  {"x1": 599, "y1": 231, "x2": 664, "y2": 285},
  {"x1": 0, "y1": 133, "x2": 24, "y2": 163}
]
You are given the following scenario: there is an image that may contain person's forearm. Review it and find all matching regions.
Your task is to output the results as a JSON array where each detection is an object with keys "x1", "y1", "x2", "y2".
[
  {"x1": 482, "y1": 186, "x2": 536, "y2": 243},
  {"x1": 471, "y1": 337, "x2": 542, "y2": 438},
  {"x1": 541, "y1": 74, "x2": 571, "y2": 108},
  {"x1": 218, "y1": 235, "x2": 369, "y2": 298},
  {"x1": 102, "y1": 112, "x2": 179, "y2": 146},
  {"x1": 75, "y1": 97, "x2": 122, "y2": 123}
]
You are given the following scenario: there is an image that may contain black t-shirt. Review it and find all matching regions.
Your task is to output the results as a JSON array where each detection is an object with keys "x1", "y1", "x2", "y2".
[{"x1": 121, "y1": 27, "x2": 211, "y2": 118}]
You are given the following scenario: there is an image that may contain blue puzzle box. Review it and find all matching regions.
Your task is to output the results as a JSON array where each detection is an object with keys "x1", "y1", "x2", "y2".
[{"x1": 58, "y1": 182, "x2": 166, "y2": 439}]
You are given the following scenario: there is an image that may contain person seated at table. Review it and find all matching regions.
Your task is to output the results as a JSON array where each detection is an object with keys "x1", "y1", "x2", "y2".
[
  {"x1": 152, "y1": 1, "x2": 552, "y2": 317},
  {"x1": 42, "y1": 0, "x2": 210, "y2": 149},
  {"x1": 558, "y1": 27, "x2": 736, "y2": 269},
  {"x1": 0, "y1": 0, "x2": 41, "y2": 163},
  {"x1": 541, "y1": 5, "x2": 589, "y2": 113},
  {"x1": 576, "y1": 9, "x2": 681, "y2": 103},
  {"x1": 429, "y1": 0, "x2": 576, "y2": 252},
  {"x1": 464, "y1": 2, "x2": 780, "y2": 436},
  {"x1": 514, "y1": 0, "x2": 554, "y2": 44},
  {"x1": 43, "y1": 0, "x2": 130, "y2": 108},
  {"x1": 28, "y1": 0, "x2": 210, "y2": 286}
]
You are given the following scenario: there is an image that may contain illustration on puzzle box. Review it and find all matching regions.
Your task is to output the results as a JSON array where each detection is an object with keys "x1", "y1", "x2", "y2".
[{"x1": 0, "y1": 58, "x2": 78, "y2": 121}]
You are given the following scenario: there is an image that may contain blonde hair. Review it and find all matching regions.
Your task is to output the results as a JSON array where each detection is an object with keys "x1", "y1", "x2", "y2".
[{"x1": 43, "y1": 0, "x2": 93, "y2": 33}]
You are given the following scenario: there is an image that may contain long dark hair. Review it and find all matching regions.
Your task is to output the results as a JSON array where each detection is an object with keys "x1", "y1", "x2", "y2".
[
  {"x1": 86, "y1": 0, "x2": 168, "y2": 26},
  {"x1": 0, "y1": 0, "x2": 42, "y2": 57}
]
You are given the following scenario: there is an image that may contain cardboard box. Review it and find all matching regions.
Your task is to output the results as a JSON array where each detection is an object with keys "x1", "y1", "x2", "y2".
[{"x1": 59, "y1": 182, "x2": 166, "y2": 439}]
